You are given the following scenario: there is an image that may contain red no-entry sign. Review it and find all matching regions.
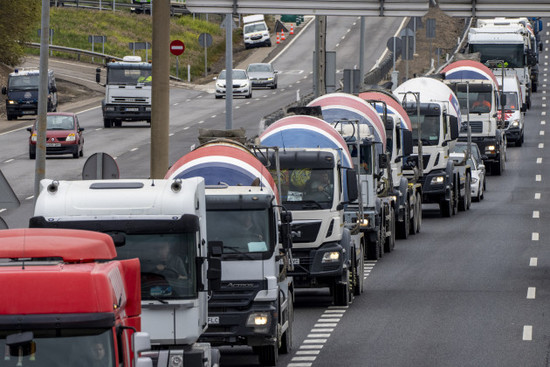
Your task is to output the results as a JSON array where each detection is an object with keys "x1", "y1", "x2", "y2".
[{"x1": 170, "y1": 40, "x2": 185, "y2": 56}]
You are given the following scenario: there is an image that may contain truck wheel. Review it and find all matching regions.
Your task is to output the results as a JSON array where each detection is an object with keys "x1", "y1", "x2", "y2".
[
  {"x1": 397, "y1": 201, "x2": 410, "y2": 240},
  {"x1": 103, "y1": 119, "x2": 112, "y2": 128},
  {"x1": 256, "y1": 344, "x2": 278, "y2": 366},
  {"x1": 333, "y1": 273, "x2": 351, "y2": 306},
  {"x1": 7, "y1": 114, "x2": 15, "y2": 121},
  {"x1": 354, "y1": 245, "x2": 365, "y2": 296},
  {"x1": 458, "y1": 174, "x2": 470, "y2": 211},
  {"x1": 279, "y1": 296, "x2": 293, "y2": 354},
  {"x1": 440, "y1": 191, "x2": 452, "y2": 218},
  {"x1": 492, "y1": 159, "x2": 502, "y2": 176},
  {"x1": 114, "y1": 120, "x2": 122, "y2": 127},
  {"x1": 383, "y1": 207, "x2": 395, "y2": 253},
  {"x1": 415, "y1": 192, "x2": 422, "y2": 233}
]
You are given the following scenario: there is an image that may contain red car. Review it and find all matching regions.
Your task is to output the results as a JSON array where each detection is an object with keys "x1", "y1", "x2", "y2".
[{"x1": 27, "y1": 112, "x2": 84, "y2": 159}]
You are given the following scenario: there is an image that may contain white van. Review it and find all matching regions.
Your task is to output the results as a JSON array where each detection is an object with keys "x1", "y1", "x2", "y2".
[
  {"x1": 243, "y1": 14, "x2": 271, "y2": 49},
  {"x1": 498, "y1": 75, "x2": 526, "y2": 146}
]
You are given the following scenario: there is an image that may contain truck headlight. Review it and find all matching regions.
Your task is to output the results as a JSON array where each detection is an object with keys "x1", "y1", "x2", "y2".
[
  {"x1": 145, "y1": 106, "x2": 151, "y2": 112},
  {"x1": 511, "y1": 120, "x2": 520, "y2": 127},
  {"x1": 430, "y1": 176, "x2": 445, "y2": 185},
  {"x1": 8, "y1": 100, "x2": 15, "y2": 104},
  {"x1": 105, "y1": 106, "x2": 115, "y2": 111},
  {"x1": 359, "y1": 218, "x2": 369, "y2": 227},
  {"x1": 246, "y1": 312, "x2": 270, "y2": 331},
  {"x1": 66, "y1": 133, "x2": 76, "y2": 142},
  {"x1": 486, "y1": 145, "x2": 496, "y2": 152},
  {"x1": 322, "y1": 251, "x2": 340, "y2": 263}
]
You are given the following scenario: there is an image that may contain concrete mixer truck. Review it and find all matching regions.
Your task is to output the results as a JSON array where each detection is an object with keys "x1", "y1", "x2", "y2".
[{"x1": 165, "y1": 138, "x2": 294, "y2": 367}]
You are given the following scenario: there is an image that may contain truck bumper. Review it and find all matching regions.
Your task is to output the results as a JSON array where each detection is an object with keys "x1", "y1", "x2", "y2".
[
  {"x1": 6, "y1": 103, "x2": 38, "y2": 117},
  {"x1": 505, "y1": 127, "x2": 522, "y2": 142},
  {"x1": 199, "y1": 302, "x2": 278, "y2": 347},
  {"x1": 289, "y1": 242, "x2": 344, "y2": 288},
  {"x1": 103, "y1": 104, "x2": 151, "y2": 121}
]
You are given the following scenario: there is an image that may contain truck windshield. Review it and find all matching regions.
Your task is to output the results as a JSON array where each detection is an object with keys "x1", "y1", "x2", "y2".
[
  {"x1": 8, "y1": 75, "x2": 39, "y2": 90},
  {"x1": 0, "y1": 328, "x2": 114, "y2": 367},
  {"x1": 469, "y1": 44, "x2": 525, "y2": 68},
  {"x1": 452, "y1": 84, "x2": 493, "y2": 114},
  {"x1": 409, "y1": 114, "x2": 440, "y2": 146},
  {"x1": 273, "y1": 168, "x2": 334, "y2": 210},
  {"x1": 107, "y1": 67, "x2": 152, "y2": 85},
  {"x1": 115, "y1": 233, "x2": 197, "y2": 301},
  {"x1": 207, "y1": 209, "x2": 272, "y2": 256},
  {"x1": 348, "y1": 144, "x2": 373, "y2": 174}
]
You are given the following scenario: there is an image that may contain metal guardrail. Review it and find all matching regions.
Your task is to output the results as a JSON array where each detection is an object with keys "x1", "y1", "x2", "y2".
[
  {"x1": 27, "y1": 43, "x2": 122, "y2": 64},
  {"x1": 51, "y1": 0, "x2": 189, "y2": 15}
]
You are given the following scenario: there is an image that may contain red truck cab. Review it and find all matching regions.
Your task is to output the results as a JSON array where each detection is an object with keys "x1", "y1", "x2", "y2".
[{"x1": 0, "y1": 228, "x2": 152, "y2": 367}]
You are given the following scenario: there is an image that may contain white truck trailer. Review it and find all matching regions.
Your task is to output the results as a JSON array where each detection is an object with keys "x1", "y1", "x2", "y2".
[{"x1": 29, "y1": 178, "x2": 222, "y2": 367}]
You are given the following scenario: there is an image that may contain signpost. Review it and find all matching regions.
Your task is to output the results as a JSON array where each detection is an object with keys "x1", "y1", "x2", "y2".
[
  {"x1": 170, "y1": 39, "x2": 185, "y2": 79},
  {"x1": 198, "y1": 33, "x2": 213, "y2": 77},
  {"x1": 129, "y1": 41, "x2": 151, "y2": 60},
  {"x1": 88, "y1": 35, "x2": 106, "y2": 63}
]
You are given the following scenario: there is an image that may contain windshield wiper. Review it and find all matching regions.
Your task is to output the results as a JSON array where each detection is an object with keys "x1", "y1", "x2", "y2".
[
  {"x1": 224, "y1": 246, "x2": 255, "y2": 259},
  {"x1": 300, "y1": 200, "x2": 323, "y2": 209},
  {"x1": 148, "y1": 295, "x2": 168, "y2": 304}
]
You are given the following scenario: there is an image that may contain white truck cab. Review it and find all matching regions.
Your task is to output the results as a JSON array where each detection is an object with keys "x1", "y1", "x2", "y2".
[{"x1": 243, "y1": 14, "x2": 271, "y2": 49}]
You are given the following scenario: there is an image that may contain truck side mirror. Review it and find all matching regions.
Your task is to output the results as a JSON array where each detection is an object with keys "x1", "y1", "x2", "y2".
[
  {"x1": 402, "y1": 129, "x2": 413, "y2": 157},
  {"x1": 500, "y1": 93, "x2": 507, "y2": 107},
  {"x1": 346, "y1": 169, "x2": 359, "y2": 202},
  {"x1": 378, "y1": 154, "x2": 388, "y2": 169},
  {"x1": 279, "y1": 209, "x2": 293, "y2": 250},
  {"x1": 449, "y1": 116, "x2": 459, "y2": 140},
  {"x1": 1, "y1": 86, "x2": 6, "y2": 95},
  {"x1": 521, "y1": 103, "x2": 527, "y2": 112},
  {"x1": 207, "y1": 241, "x2": 223, "y2": 291},
  {"x1": 95, "y1": 68, "x2": 101, "y2": 84}
]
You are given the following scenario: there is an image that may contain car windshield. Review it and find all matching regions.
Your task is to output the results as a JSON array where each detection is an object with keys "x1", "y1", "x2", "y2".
[
  {"x1": 218, "y1": 70, "x2": 247, "y2": 80},
  {"x1": 244, "y1": 23, "x2": 267, "y2": 33},
  {"x1": 503, "y1": 92, "x2": 519, "y2": 110},
  {"x1": 452, "y1": 143, "x2": 481, "y2": 163},
  {"x1": 248, "y1": 64, "x2": 271, "y2": 73},
  {"x1": 115, "y1": 233, "x2": 197, "y2": 301},
  {"x1": 0, "y1": 328, "x2": 114, "y2": 367},
  {"x1": 42, "y1": 115, "x2": 75, "y2": 130},
  {"x1": 8, "y1": 74, "x2": 39, "y2": 90}
]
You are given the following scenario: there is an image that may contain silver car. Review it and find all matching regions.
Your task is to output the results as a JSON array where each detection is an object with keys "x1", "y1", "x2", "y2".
[
  {"x1": 246, "y1": 63, "x2": 278, "y2": 89},
  {"x1": 215, "y1": 69, "x2": 252, "y2": 99}
]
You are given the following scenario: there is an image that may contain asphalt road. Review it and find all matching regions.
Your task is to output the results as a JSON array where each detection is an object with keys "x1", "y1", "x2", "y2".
[{"x1": 2, "y1": 15, "x2": 550, "y2": 367}]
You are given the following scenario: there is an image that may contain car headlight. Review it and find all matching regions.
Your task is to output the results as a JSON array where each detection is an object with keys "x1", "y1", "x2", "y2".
[
  {"x1": 485, "y1": 145, "x2": 496, "y2": 152},
  {"x1": 430, "y1": 176, "x2": 445, "y2": 185},
  {"x1": 267, "y1": 77, "x2": 274, "y2": 81},
  {"x1": 322, "y1": 251, "x2": 340, "y2": 263},
  {"x1": 66, "y1": 133, "x2": 76, "y2": 142}
]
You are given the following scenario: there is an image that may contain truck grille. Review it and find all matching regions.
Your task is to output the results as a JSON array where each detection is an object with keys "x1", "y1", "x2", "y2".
[
  {"x1": 112, "y1": 97, "x2": 148, "y2": 103},
  {"x1": 208, "y1": 280, "x2": 265, "y2": 311},
  {"x1": 291, "y1": 221, "x2": 321, "y2": 243}
]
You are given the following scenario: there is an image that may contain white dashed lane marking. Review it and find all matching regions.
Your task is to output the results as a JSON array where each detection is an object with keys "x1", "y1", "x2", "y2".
[
  {"x1": 530, "y1": 257, "x2": 538, "y2": 267},
  {"x1": 527, "y1": 287, "x2": 536, "y2": 299},
  {"x1": 523, "y1": 325, "x2": 533, "y2": 341}
]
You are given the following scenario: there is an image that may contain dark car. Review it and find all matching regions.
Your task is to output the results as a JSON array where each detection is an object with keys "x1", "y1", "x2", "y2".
[
  {"x1": 27, "y1": 112, "x2": 84, "y2": 159},
  {"x1": 246, "y1": 63, "x2": 278, "y2": 89}
]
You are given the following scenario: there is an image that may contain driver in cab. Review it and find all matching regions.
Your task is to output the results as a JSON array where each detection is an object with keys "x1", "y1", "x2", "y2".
[
  {"x1": 305, "y1": 171, "x2": 333, "y2": 201},
  {"x1": 152, "y1": 241, "x2": 188, "y2": 280}
]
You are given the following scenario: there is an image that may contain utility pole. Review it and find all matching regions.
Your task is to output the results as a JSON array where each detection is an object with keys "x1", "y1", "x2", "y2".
[
  {"x1": 34, "y1": 0, "x2": 50, "y2": 204},
  {"x1": 314, "y1": 16, "x2": 327, "y2": 97},
  {"x1": 150, "y1": 0, "x2": 170, "y2": 179}
]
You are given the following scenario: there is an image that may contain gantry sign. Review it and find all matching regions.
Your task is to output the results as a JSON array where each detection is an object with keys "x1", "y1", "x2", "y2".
[
  {"x1": 185, "y1": 0, "x2": 430, "y2": 16},
  {"x1": 437, "y1": 0, "x2": 550, "y2": 17}
]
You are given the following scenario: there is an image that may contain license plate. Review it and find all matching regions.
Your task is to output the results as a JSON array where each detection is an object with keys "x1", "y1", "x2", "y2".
[
  {"x1": 125, "y1": 107, "x2": 139, "y2": 112},
  {"x1": 208, "y1": 317, "x2": 220, "y2": 324},
  {"x1": 46, "y1": 143, "x2": 61, "y2": 147},
  {"x1": 292, "y1": 258, "x2": 300, "y2": 265},
  {"x1": 22, "y1": 110, "x2": 36, "y2": 115}
]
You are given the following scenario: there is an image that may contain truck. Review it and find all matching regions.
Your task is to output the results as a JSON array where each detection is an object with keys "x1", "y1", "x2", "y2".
[
  {"x1": 259, "y1": 114, "x2": 364, "y2": 306},
  {"x1": 243, "y1": 14, "x2": 272, "y2": 49},
  {"x1": 441, "y1": 59, "x2": 507, "y2": 175},
  {"x1": 393, "y1": 76, "x2": 472, "y2": 217},
  {"x1": 0, "y1": 228, "x2": 152, "y2": 367},
  {"x1": 359, "y1": 90, "x2": 423, "y2": 239},
  {"x1": 498, "y1": 74, "x2": 526, "y2": 146},
  {"x1": 305, "y1": 92, "x2": 401, "y2": 261},
  {"x1": 29, "y1": 178, "x2": 222, "y2": 367},
  {"x1": 1, "y1": 68, "x2": 58, "y2": 121},
  {"x1": 165, "y1": 137, "x2": 294, "y2": 367},
  {"x1": 467, "y1": 19, "x2": 537, "y2": 109},
  {"x1": 96, "y1": 56, "x2": 152, "y2": 128}
]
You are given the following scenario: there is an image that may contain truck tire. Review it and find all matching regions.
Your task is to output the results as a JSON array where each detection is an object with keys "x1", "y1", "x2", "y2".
[
  {"x1": 383, "y1": 207, "x2": 395, "y2": 253},
  {"x1": 440, "y1": 190, "x2": 453, "y2": 218},
  {"x1": 114, "y1": 120, "x2": 122, "y2": 127},
  {"x1": 333, "y1": 271, "x2": 351, "y2": 306},
  {"x1": 279, "y1": 298, "x2": 293, "y2": 354},
  {"x1": 365, "y1": 237, "x2": 380, "y2": 260},
  {"x1": 396, "y1": 200, "x2": 409, "y2": 240},
  {"x1": 458, "y1": 174, "x2": 470, "y2": 211},
  {"x1": 492, "y1": 158, "x2": 502, "y2": 176},
  {"x1": 410, "y1": 192, "x2": 421, "y2": 234},
  {"x1": 7, "y1": 114, "x2": 15, "y2": 121},
  {"x1": 416, "y1": 192, "x2": 422, "y2": 233},
  {"x1": 354, "y1": 244, "x2": 365, "y2": 296},
  {"x1": 103, "y1": 118, "x2": 112, "y2": 128},
  {"x1": 256, "y1": 344, "x2": 278, "y2": 366}
]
